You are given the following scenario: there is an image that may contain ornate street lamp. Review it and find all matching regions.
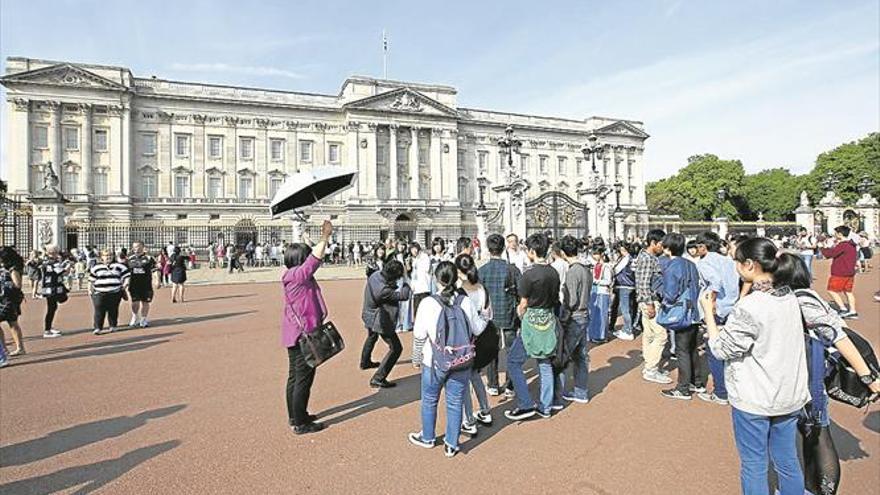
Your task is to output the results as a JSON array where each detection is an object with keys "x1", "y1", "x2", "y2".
[
  {"x1": 821, "y1": 171, "x2": 840, "y2": 192},
  {"x1": 581, "y1": 132, "x2": 605, "y2": 174},
  {"x1": 477, "y1": 176, "x2": 490, "y2": 210},
  {"x1": 857, "y1": 175, "x2": 875, "y2": 195},
  {"x1": 613, "y1": 180, "x2": 624, "y2": 213},
  {"x1": 496, "y1": 125, "x2": 523, "y2": 181}
]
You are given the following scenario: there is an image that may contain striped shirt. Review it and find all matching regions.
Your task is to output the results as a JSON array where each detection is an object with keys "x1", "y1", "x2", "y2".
[{"x1": 89, "y1": 262, "x2": 130, "y2": 293}]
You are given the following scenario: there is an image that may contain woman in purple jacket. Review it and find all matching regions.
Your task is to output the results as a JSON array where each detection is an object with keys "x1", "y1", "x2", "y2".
[{"x1": 282, "y1": 220, "x2": 333, "y2": 435}]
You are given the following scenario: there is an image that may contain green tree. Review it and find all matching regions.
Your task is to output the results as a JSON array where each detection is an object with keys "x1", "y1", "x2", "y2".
[
  {"x1": 802, "y1": 133, "x2": 880, "y2": 204},
  {"x1": 647, "y1": 154, "x2": 745, "y2": 220},
  {"x1": 739, "y1": 168, "x2": 804, "y2": 221}
]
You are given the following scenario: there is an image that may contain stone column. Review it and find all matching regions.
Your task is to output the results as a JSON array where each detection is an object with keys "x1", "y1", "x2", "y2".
[
  {"x1": 714, "y1": 216, "x2": 729, "y2": 239},
  {"x1": 49, "y1": 101, "x2": 62, "y2": 169},
  {"x1": 365, "y1": 124, "x2": 378, "y2": 198},
  {"x1": 193, "y1": 115, "x2": 206, "y2": 197},
  {"x1": 6, "y1": 97, "x2": 31, "y2": 194},
  {"x1": 614, "y1": 210, "x2": 625, "y2": 241},
  {"x1": 429, "y1": 128, "x2": 441, "y2": 200},
  {"x1": 121, "y1": 103, "x2": 132, "y2": 197},
  {"x1": 389, "y1": 125, "x2": 398, "y2": 200},
  {"x1": 856, "y1": 194, "x2": 879, "y2": 241},
  {"x1": 30, "y1": 192, "x2": 69, "y2": 251},
  {"x1": 81, "y1": 104, "x2": 93, "y2": 196},
  {"x1": 475, "y1": 209, "x2": 488, "y2": 260},
  {"x1": 409, "y1": 127, "x2": 420, "y2": 200}
]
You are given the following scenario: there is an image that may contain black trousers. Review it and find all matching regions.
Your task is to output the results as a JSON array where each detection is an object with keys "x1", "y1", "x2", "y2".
[
  {"x1": 673, "y1": 325, "x2": 705, "y2": 393},
  {"x1": 286, "y1": 343, "x2": 317, "y2": 427},
  {"x1": 44, "y1": 295, "x2": 60, "y2": 332},
  {"x1": 362, "y1": 331, "x2": 402, "y2": 381},
  {"x1": 360, "y1": 331, "x2": 379, "y2": 368},
  {"x1": 485, "y1": 328, "x2": 516, "y2": 390},
  {"x1": 92, "y1": 291, "x2": 122, "y2": 330}
]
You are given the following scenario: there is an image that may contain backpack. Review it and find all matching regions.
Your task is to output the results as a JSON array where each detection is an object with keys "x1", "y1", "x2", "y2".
[
  {"x1": 430, "y1": 294, "x2": 475, "y2": 380},
  {"x1": 657, "y1": 260, "x2": 700, "y2": 331}
]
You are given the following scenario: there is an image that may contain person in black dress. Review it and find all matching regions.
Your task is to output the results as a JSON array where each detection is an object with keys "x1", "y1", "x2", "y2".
[{"x1": 170, "y1": 247, "x2": 188, "y2": 303}]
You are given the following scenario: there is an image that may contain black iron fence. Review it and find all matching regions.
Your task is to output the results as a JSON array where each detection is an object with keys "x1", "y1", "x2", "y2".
[{"x1": 0, "y1": 193, "x2": 33, "y2": 251}]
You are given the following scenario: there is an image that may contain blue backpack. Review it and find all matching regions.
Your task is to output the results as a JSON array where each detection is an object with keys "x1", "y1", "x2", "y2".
[
  {"x1": 430, "y1": 294, "x2": 475, "y2": 380},
  {"x1": 657, "y1": 260, "x2": 700, "y2": 331}
]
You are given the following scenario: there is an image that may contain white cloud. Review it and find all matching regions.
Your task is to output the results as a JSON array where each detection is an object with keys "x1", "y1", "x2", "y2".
[{"x1": 169, "y1": 62, "x2": 306, "y2": 80}]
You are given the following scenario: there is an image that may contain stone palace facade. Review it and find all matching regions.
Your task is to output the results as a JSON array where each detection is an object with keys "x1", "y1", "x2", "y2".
[{"x1": 2, "y1": 56, "x2": 649, "y2": 248}]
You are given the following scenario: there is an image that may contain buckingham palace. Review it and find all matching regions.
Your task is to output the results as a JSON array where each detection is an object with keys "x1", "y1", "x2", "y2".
[{"x1": 1, "y1": 56, "x2": 650, "y2": 250}]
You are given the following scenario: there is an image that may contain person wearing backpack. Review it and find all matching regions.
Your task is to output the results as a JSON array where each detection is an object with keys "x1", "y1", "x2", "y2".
[
  {"x1": 408, "y1": 261, "x2": 486, "y2": 458},
  {"x1": 0, "y1": 246, "x2": 27, "y2": 364},
  {"x1": 701, "y1": 237, "x2": 810, "y2": 495},
  {"x1": 505, "y1": 233, "x2": 560, "y2": 421},
  {"x1": 555, "y1": 235, "x2": 592, "y2": 404},
  {"x1": 772, "y1": 253, "x2": 880, "y2": 495},
  {"x1": 658, "y1": 233, "x2": 706, "y2": 401},
  {"x1": 36, "y1": 245, "x2": 70, "y2": 339},
  {"x1": 360, "y1": 259, "x2": 411, "y2": 386},
  {"x1": 455, "y1": 254, "x2": 495, "y2": 436}
]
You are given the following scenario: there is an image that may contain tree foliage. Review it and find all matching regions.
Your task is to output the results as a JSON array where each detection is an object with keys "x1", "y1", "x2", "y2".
[{"x1": 647, "y1": 132, "x2": 879, "y2": 221}]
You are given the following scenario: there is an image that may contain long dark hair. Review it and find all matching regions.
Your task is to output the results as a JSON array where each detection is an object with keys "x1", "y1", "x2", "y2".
[
  {"x1": 0, "y1": 246, "x2": 25, "y2": 271},
  {"x1": 284, "y1": 243, "x2": 313, "y2": 269},
  {"x1": 772, "y1": 252, "x2": 812, "y2": 290},
  {"x1": 434, "y1": 261, "x2": 458, "y2": 303},
  {"x1": 454, "y1": 254, "x2": 479, "y2": 284},
  {"x1": 734, "y1": 237, "x2": 779, "y2": 274}
]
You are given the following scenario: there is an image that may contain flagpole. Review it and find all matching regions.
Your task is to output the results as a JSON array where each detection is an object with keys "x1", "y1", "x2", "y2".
[{"x1": 382, "y1": 29, "x2": 388, "y2": 79}]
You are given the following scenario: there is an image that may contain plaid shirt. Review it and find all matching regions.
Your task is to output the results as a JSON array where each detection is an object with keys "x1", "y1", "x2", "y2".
[
  {"x1": 634, "y1": 249, "x2": 661, "y2": 305},
  {"x1": 478, "y1": 258, "x2": 518, "y2": 330}
]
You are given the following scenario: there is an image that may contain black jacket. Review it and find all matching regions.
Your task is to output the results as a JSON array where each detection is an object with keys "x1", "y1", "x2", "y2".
[{"x1": 361, "y1": 272, "x2": 411, "y2": 334}]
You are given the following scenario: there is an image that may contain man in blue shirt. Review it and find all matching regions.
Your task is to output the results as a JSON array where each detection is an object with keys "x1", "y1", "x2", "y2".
[{"x1": 694, "y1": 231, "x2": 739, "y2": 405}]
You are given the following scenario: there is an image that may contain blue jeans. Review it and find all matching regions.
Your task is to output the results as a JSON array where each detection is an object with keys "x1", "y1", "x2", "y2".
[
  {"x1": 555, "y1": 315, "x2": 590, "y2": 401},
  {"x1": 800, "y1": 253, "x2": 814, "y2": 278},
  {"x1": 707, "y1": 348, "x2": 728, "y2": 400},
  {"x1": 507, "y1": 334, "x2": 554, "y2": 414},
  {"x1": 615, "y1": 288, "x2": 634, "y2": 335},
  {"x1": 420, "y1": 367, "x2": 468, "y2": 449},
  {"x1": 588, "y1": 292, "x2": 610, "y2": 342},
  {"x1": 731, "y1": 408, "x2": 804, "y2": 495},
  {"x1": 463, "y1": 368, "x2": 491, "y2": 422}
]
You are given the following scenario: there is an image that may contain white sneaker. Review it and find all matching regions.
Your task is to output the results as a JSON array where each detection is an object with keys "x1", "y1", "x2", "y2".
[
  {"x1": 109, "y1": 327, "x2": 118, "y2": 333},
  {"x1": 0, "y1": 356, "x2": 8, "y2": 368},
  {"x1": 93, "y1": 328, "x2": 109, "y2": 335},
  {"x1": 642, "y1": 369, "x2": 673, "y2": 384},
  {"x1": 129, "y1": 315, "x2": 140, "y2": 327},
  {"x1": 43, "y1": 330, "x2": 62, "y2": 339},
  {"x1": 614, "y1": 330, "x2": 635, "y2": 341},
  {"x1": 140, "y1": 319, "x2": 150, "y2": 328}
]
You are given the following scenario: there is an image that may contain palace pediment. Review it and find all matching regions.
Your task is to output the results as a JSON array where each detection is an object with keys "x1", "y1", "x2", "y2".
[
  {"x1": 0, "y1": 63, "x2": 127, "y2": 91},
  {"x1": 594, "y1": 121, "x2": 649, "y2": 139},
  {"x1": 344, "y1": 88, "x2": 457, "y2": 117}
]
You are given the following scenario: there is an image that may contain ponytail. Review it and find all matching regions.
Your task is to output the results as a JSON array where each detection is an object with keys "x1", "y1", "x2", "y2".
[
  {"x1": 454, "y1": 254, "x2": 479, "y2": 285},
  {"x1": 434, "y1": 261, "x2": 458, "y2": 305},
  {"x1": 734, "y1": 237, "x2": 779, "y2": 274},
  {"x1": 772, "y1": 252, "x2": 812, "y2": 289}
]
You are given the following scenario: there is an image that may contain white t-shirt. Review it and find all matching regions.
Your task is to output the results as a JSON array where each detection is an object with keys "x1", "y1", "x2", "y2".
[
  {"x1": 506, "y1": 249, "x2": 528, "y2": 273},
  {"x1": 413, "y1": 292, "x2": 487, "y2": 368},
  {"x1": 410, "y1": 253, "x2": 432, "y2": 294},
  {"x1": 551, "y1": 258, "x2": 568, "y2": 302}
]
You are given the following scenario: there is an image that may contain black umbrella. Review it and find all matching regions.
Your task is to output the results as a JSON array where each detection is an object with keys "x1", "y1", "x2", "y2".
[{"x1": 270, "y1": 167, "x2": 358, "y2": 216}]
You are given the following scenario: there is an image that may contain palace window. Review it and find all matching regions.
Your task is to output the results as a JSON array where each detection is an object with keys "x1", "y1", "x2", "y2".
[
  {"x1": 240, "y1": 137, "x2": 254, "y2": 160},
  {"x1": 31, "y1": 168, "x2": 45, "y2": 192},
  {"x1": 94, "y1": 171, "x2": 108, "y2": 196},
  {"x1": 478, "y1": 151, "x2": 488, "y2": 174},
  {"x1": 209, "y1": 136, "x2": 223, "y2": 159},
  {"x1": 142, "y1": 133, "x2": 157, "y2": 155},
  {"x1": 33, "y1": 126, "x2": 49, "y2": 149},
  {"x1": 558, "y1": 156, "x2": 567, "y2": 175},
  {"x1": 328, "y1": 143, "x2": 340, "y2": 164},
  {"x1": 63, "y1": 171, "x2": 78, "y2": 194},
  {"x1": 270, "y1": 139, "x2": 284, "y2": 162},
  {"x1": 300, "y1": 141, "x2": 313, "y2": 162},
  {"x1": 539, "y1": 155, "x2": 548, "y2": 174},
  {"x1": 238, "y1": 176, "x2": 254, "y2": 199},
  {"x1": 64, "y1": 127, "x2": 79, "y2": 150},
  {"x1": 175, "y1": 134, "x2": 190, "y2": 157},
  {"x1": 94, "y1": 129, "x2": 108, "y2": 152},
  {"x1": 208, "y1": 176, "x2": 223, "y2": 199},
  {"x1": 174, "y1": 175, "x2": 190, "y2": 198},
  {"x1": 520, "y1": 154, "x2": 529, "y2": 175},
  {"x1": 576, "y1": 158, "x2": 583, "y2": 175},
  {"x1": 270, "y1": 177, "x2": 283, "y2": 198},
  {"x1": 142, "y1": 175, "x2": 156, "y2": 198},
  {"x1": 459, "y1": 177, "x2": 469, "y2": 203}
]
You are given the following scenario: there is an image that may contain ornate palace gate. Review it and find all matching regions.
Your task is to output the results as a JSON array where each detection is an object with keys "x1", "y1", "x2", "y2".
[
  {"x1": 525, "y1": 191, "x2": 589, "y2": 240},
  {"x1": 0, "y1": 193, "x2": 33, "y2": 250}
]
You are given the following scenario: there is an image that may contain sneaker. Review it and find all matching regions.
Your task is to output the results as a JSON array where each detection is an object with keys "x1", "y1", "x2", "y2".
[
  {"x1": 407, "y1": 432, "x2": 435, "y2": 449},
  {"x1": 473, "y1": 411, "x2": 493, "y2": 425},
  {"x1": 43, "y1": 330, "x2": 62, "y2": 339},
  {"x1": 689, "y1": 384, "x2": 707, "y2": 394},
  {"x1": 504, "y1": 407, "x2": 537, "y2": 421},
  {"x1": 614, "y1": 330, "x2": 635, "y2": 341},
  {"x1": 536, "y1": 409, "x2": 551, "y2": 419},
  {"x1": 642, "y1": 369, "x2": 673, "y2": 384},
  {"x1": 562, "y1": 394, "x2": 590, "y2": 404},
  {"x1": 129, "y1": 315, "x2": 139, "y2": 327},
  {"x1": 842, "y1": 312, "x2": 859, "y2": 320},
  {"x1": 661, "y1": 388, "x2": 693, "y2": 401},
  {"x1": 291, "y1": 422, "x2": 325, "y2": 435},
  {"x1": 369, "y1": 379, "x2": 397, "y2": 389},
  {"x1": 486, "y1": 387, "x2": 500, "y2": 396},
  {"x1": 504, "y1": 388, "x2": 516, "y2": 399},
  {"x1": 697, "y1": 392, "x2": 730, "y2": 406},
  {"x1": 109, "y1": 327, "x2": 118, "y2": 334},
  {"x1": 140, "y1": 319, "x2": 150, "y2": 328},
  {"x1": 873, "y1": 291, "x2": 880, "y2": 303},
  {"x1": 550, "y1": 403, "x2": 564, "y2": 412},
  {"x1": 93, "y1": 328, "x2": 105, "y2": 335},
  {"x1": 0, "y1": 357, "x2": 8, "y2": 368},
  {"x1": 460, "y1": 422, "x2": 478, "y2": 437},
  {"x1": 444, "y1": 444, "x2": 459, "y2": 458}
]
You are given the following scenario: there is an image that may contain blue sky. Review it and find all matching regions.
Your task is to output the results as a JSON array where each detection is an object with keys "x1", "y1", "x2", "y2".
[{"x1": 1, "y1": 0, "x2": 878, "y2": 181}]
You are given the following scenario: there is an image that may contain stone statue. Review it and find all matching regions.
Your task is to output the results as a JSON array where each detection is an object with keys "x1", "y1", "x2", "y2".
[
  {"x1": 800, "y1": 190, "x2": 810, "y2": 207},
  {"x1": 37, "y1": 219, "x2": 54, "y2": 245},
  {"x1": 42, "y1": 161, "x2": 60, "y2": 192},
  {"x1": 757, "y1": 211, "x2": 764, "y2": 221}
]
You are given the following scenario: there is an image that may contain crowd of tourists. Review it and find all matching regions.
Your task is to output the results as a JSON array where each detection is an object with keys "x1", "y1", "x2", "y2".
[{"x1": 278, "y1": 220, "x2": 879, "y2": 495}]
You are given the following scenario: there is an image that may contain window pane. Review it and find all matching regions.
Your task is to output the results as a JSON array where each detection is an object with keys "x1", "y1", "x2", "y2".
[
  {"x1": 176, "y1": 135, "x2": 189, "y2": 156},
  {"x1": 63, "y1": 172, "x2": 78, "y2": 194},
  {"x1": 175, "y1": 176, "x2": 189, "y2": 197},
  {"x1": 143, "y1": 176, "x2": 155, "y2": 198},
  {"x1": 271, "y1": 140, "x2": 283, "y2": 161},
  {"x1": 64, "y1": 128, "x2": 79, "y2": 150},
  {"x1": 238, "y1": 177, "x2": 253, "y2": 198},
  {"x1": 143, "y1": 134, "x2": 156, "y2": 155},
  {"x1": 95, "y1": 130, "x2": 108, "y2": 151},
  {"x1": 94, "y1": 173, "x2": 108, "y2": 195},
  {"x1": 558, "y1": 157, "x2": 566, "y2": 175},
  {"x1": 270, "y1": 178, "x2": 282, "y2": 197},
  {"x1": 328, "y1": 144, "x2": 339, "y2": 163},
  {"x1": 210, "y1": 137, "x2": 222, "y2": 158},
  {"x1": 241, "y1": 138, "x2": 253, "y2": 159},
  {"x1": 208, "y1": 177, "x2": 222, "y2": 199},
  {"x1": 34, "y1": 127, "x2": 49, "y2": 148},
  {"x1": 300, "y1": 141, "x2": 312, "y2": 161}
]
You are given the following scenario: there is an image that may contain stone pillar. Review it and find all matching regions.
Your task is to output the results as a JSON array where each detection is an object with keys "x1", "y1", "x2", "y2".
[
  {"x1": 429, "y1": 129, "x2": 441, "y2": 200},
  {"x1": 794, "y1": 206, "x2": 814, "y2": 234},
  {"x1": 817, "y1": 191, "x2": 845, "y2": 235},
  {"x1": 613, "y1": 210, "x2": 625, "y2": 241},
  {"x1": 81, "y1": 103, "x2": 93, "y2": 195},
  {"x1": 389, "y1": 125, "x2": 398, "y2": 200},
  {"x1": 856, "y1": 194, "x2": 879, "y2": 241},
  {"x1": 713, "y1": 216, "x2": 729, "y2": 239},
  {"x1": 30, "y1": 191, "x2": 69, "y2": 251},
  {"x1": 409, "y1": 127, "x2": 420, "y2": 200},
  {"x1": 365, "y1": 124, "x2": 378, "y2": 198},
  {"x1": 756, "y1": 218, "x2": 766, "y2": 237},
  {"x1": 121, "y1": 103, "x2": 132, "y2": 197},
  {"x1": 475, "y1": 209, "x2": 488, "y2": 260},
  {"x1": 6, "y1": 97, "x2": 31, "y2": 194},
  {"x1": 49, "y1": 101, "x2": 62, "y2": 170}
]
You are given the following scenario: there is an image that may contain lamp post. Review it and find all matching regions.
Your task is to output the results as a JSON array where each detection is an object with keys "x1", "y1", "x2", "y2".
[
  {"x1": 477, "y1": 176, "x2": 490, "y2": 210},
  {"x1": 581, "y1": 132, "x2": 605, "y2": 174},
  {"x1": 714, "y1": 187, "x2": 729, "y2": 238},
  {"x1": 497, "y1": 125, "x2": 523, "y2": 181},
  {"x1": 821, "y1": 171, "x2": 840, "y2": 193},
  {"x1": 492, "y1": 125, "x2": 529, "y2": 238},
  {"x1": 858, "y1": 175, "x2": 875, "y2": 195}
]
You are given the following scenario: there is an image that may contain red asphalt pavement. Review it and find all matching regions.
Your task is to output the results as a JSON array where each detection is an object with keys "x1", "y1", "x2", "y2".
[{"x1": 0, "y1": 258, "x2": 878, "y2": 494}]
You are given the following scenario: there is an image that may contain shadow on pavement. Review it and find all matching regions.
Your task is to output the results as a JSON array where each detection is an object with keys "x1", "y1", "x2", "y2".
[
  {"x1": 0, "y1": 405, "x2": 187, "y2": 467},
  {"x1": 0, "y1": 440, "x2": 181, "y2": 495},
  {"x1": 16, "y1": 333, "x2": 182, "y2": 366},
  {"x1": 317, "y1": 372, "x2": 422, "y2": 427},
  {"x1": 830, "y1": 420, "x2": 870, "y2": 461},
  {"x1": 589, "y1": 349, "x2": 643, "y2": 397},
  {"x1": 864, "y1": 411, "x2": 879, "y2": 434},
  {"x1": 185, "y1": 293, "x2": 256, "y2": 303},
  {"x1": 147, "y1": 310, "x2": 257, "y2": 329}
]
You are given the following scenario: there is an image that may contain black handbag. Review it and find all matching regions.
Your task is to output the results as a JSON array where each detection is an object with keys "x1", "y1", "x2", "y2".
[
  {"x1": 299, "y1": 321, "x2": 345, "y2": 368},
  {"x1": 824, "y1": 327, "x2": 879, "y2": 408}
]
